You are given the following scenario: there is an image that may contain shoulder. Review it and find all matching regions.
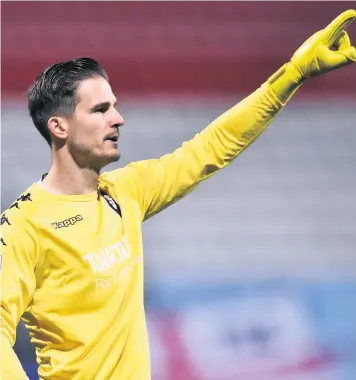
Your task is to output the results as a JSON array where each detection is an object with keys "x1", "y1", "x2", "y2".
[
  {"x1": 99, "y1": 161, "x2": 151, "y2": 190},
  {"x1": 1, "y1": 183, "x2": 41, "y2": 247}
]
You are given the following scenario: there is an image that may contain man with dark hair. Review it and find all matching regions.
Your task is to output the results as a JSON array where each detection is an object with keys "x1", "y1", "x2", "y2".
[
  {"x1": 1, "y1": 10, "x2": 355, "y2": 380},
  {"x1": 28, "y1": 58, "x2": 110, "y2": 146}
]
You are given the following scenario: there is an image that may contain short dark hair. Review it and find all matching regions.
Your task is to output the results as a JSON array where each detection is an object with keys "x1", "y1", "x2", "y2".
[{"x1": 28, "y1": 58, "x2": 108, "y2": 145}]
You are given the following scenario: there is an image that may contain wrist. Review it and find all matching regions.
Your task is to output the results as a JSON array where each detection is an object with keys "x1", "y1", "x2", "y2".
[{"x1": 267, "y1": 62, "x2": 305, "y2": 105}]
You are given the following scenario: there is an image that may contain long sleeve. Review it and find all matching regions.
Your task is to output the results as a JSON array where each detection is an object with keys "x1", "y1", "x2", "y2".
[
  {"x1": 0, "y1": 210, "x2": 38, "y2": 380},
  {"x1": 108, "y1": 63, "x2": 304, "y2": 221}
]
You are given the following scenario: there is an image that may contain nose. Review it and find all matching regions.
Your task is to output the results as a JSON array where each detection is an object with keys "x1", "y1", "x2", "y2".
[{"x1": 112, "y1": 110, "x2": 124, "y2": 129}]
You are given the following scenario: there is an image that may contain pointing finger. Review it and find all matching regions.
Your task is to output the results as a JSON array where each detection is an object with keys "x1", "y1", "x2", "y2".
[{"x1": 323, "y1": 9, "x2": 356, "y2": 45}]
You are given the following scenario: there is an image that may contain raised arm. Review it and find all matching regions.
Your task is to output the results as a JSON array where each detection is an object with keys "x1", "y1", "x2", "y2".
[
  {"x1": 0, "y1": 210, "x2": 38, "y2": 380},
  {"x1": 111, "y1": 10, "x2": 356, "y2": 221}
]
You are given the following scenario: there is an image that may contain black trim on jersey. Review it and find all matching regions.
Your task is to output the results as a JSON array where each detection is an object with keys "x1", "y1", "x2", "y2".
[
  {"x1": 100, "y1": 190, "x2": 122, "y2": 217},
  {"x1": 1, "y1": 192, "x2": 33, "y2": 246},
  {"x1": 1, "y1": 214, "x2": 11, "y2": 225},
  {"x1": 9, "y1": 193, "x2": 32, "y2": 210}
]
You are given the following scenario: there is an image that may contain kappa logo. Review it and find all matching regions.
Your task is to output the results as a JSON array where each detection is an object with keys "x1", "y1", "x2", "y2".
[{"x1": 52, "y1": 215, "x2": 83, "y2": 229}]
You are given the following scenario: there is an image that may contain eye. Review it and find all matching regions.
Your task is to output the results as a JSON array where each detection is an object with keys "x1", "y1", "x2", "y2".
[{"x1": 94, "y1": 107, "x2": 107, "y2": 114}]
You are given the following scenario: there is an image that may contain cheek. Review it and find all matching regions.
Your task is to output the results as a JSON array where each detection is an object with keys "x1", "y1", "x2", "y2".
[{"x1": 71, "y1": 117, "x2": 103, "y2": 143}]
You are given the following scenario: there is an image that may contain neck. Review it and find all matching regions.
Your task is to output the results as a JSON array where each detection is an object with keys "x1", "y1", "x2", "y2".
[{"x1": 43, "y1": 148, "x2": 100, "y2": 195}]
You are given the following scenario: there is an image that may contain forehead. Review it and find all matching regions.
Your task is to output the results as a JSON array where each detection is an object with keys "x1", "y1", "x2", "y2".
[{"x1": 76, "y1": 77, "x2": 115, "y2": 107}]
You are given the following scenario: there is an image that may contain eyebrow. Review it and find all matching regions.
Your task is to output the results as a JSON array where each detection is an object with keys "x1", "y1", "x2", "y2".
[{"x1": 90, "y1": 100, "x2": 118, "y2": 112}]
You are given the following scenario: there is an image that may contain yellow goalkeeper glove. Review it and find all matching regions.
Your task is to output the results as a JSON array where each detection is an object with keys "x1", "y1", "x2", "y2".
[
  {"x1": 268, "y1": 9, "x2": 356, "y2": 103},
  {"x1": 291, "y1": 9, "x2": 356, "y2": 78}
]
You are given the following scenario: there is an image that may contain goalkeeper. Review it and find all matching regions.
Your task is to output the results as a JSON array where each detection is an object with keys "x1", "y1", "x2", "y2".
[{"x1": 1, "y1": 10, "x2": 356, "y2": 380}]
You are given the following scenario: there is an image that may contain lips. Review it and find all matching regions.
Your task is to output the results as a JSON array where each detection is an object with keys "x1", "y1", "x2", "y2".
[{"x1": 105, "y1": 135, "x2": 119, "y2": 142}]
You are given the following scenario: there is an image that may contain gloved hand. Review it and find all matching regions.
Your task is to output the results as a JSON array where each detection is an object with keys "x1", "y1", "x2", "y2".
[
  {"x1": 268, "y1": 9, "x2": 356, "y2": 104},
  {"x1": 291, "y1": 9, "x2": 356, "y2": 78}
]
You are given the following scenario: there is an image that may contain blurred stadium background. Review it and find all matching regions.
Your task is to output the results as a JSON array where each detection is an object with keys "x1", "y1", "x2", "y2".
[{"x1": 1, "y1": 2, "x2": 356, "y2": 379}]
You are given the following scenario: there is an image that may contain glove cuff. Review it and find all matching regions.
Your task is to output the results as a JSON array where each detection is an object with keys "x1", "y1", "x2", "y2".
[{"x1": 267, "y1": 62, "x2": 305, "y2": 105}]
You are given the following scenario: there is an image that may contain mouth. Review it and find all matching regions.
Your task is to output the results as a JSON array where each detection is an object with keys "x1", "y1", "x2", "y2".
[{"x1": 105, "y1": 135, "x2": 119, "y2": 143}]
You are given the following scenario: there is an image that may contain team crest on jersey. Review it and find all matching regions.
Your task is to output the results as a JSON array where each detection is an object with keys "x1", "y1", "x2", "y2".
[
  {"x1": 101, "y1": 191, "x2": 121, "y2": 216},
  {"x1": 103, "y1": 194, "x2": 118, "y2": 210},
  {"x1": 51, "y1": 215, "x2": 83, "y2": 229}
]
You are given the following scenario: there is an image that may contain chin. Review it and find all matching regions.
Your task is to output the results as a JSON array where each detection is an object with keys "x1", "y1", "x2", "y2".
[
  {"x1": 108, "y1": 149, "x2": 121, "y2": 163},
  {"x1": 111, "y1": 152, "x2": 121, "y2": 162},
  {"x1": 96, "y1": 151, "x2": 121, "y2": 171}
]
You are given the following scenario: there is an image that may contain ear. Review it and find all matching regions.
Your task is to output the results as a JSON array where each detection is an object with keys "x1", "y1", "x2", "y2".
[{"x1": 48, "y1": 116, "x2": 68, "y2": 140}]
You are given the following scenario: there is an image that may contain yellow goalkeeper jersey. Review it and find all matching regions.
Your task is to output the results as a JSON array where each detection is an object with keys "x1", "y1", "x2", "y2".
[{"x1": 1, "y1": 80, "x2": 290, "y2": 380}]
